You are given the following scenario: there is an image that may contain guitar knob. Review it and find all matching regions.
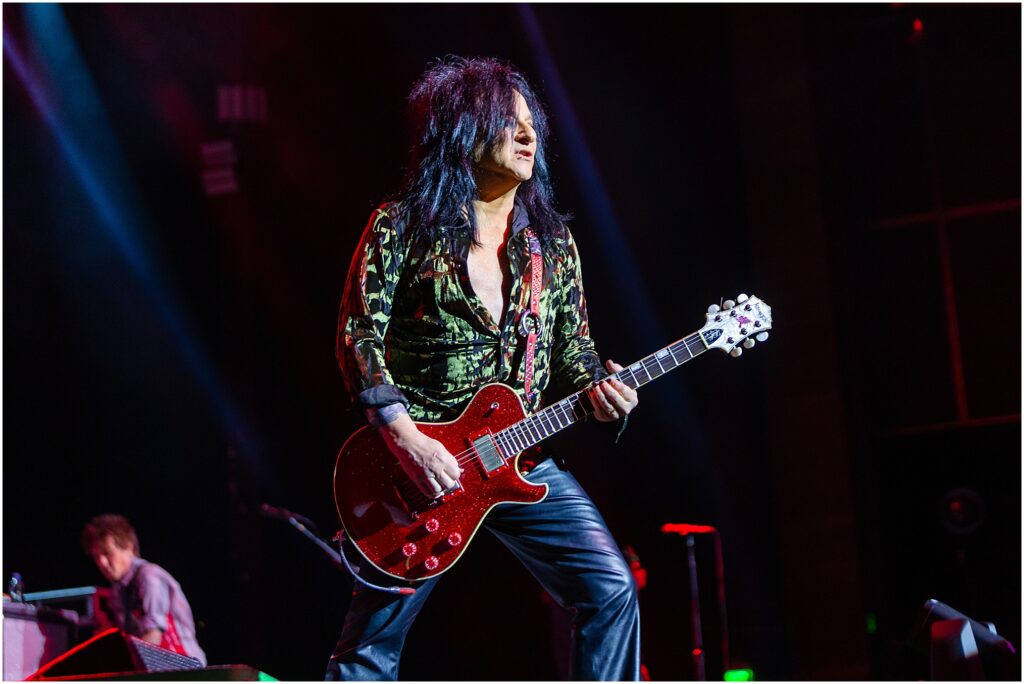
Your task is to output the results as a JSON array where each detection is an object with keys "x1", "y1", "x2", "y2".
[
  {"x1": 730, "y1": 347, "x2": 743, "y2": 357},
  {"x1": 707, "y1": 304, "x2": 720, "y2": 314},
  {"x1": 424, "y1": 518, "x2": 440, "y2": 533},
  {"x1": 723, "y1": 299, "x2": 736, "y2": 310},
  {"x1": 402, "y1": 543, "x2": 417, "y2": 558},
  {"x1": 424, "y1": 556, "x2": 439, "y2": 571},
  {"x1": 756, "y1": 332, "x2": 769, "y2": 342},
  {"x1": 737, "y1": 293, "x2": 749, "y2": 304},
  {"x1": 743, "y1": 338, "x2": 755, "y2": 349},
  {"x1": 447, "y1": 532, "x2": 463, "y2": 547}
]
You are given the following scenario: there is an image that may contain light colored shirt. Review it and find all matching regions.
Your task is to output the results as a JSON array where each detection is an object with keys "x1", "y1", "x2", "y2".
[{"x1": 110, "y1": 556, "x2": 206, "y2": 665}]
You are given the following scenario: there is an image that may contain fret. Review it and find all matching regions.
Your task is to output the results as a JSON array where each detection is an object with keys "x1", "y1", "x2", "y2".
[
  {"x1": 536, "y1": 414, "x2": 551, "y2": 438},
  {"x1": 541, "y1": 410, "x2": 557, "y2": 434},
  {"x1": 631, "y1": 361, "x2": 653, "y2": 384},
  {"x1": 511, "y1": 425, "x2": 527, "y2": 451},
  {"x1": 550, "y1": 406, "x2": 565, "y2": 429},
  {"x1": 525, "y1": 418, "x2": 542, "y2": 444},
  {"x1": 561, "y1": 401, "x2": 575, "y2": 425},
  {"x1": 572, "y1": 397, "x2": 586, "y2": 419},
  {"x1": 570, "y1": 396, "x2": 587, "y2": 420},
  {"x1": 516, "y1": 424, "x2": 531, "y2": 450},
  {"x1": 512, "y1": 423, "x2": 527, "y2": 448},
  {"x1": 653, "y1": 351, "x2": 668, "y2": 374},
  {"x1": 667, "y1": 345, "x2": 679, "y2": 364},
  {"x1": 537, "y1": 415, "x2": 551, "y2": 439},
  {"x1": 684, "y1": 335, "x2": 700, "y2": 358},
  {"x1": 516, "y1": 426, "x2": 528, "y2": 450}
]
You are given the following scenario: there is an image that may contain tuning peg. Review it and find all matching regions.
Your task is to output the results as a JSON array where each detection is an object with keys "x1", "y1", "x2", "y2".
[
  {"x1": 723, "y1": 299, "x2": 736, "y2": 310},
  {"x1": 730, "y1": 347, "x2": 742, "y2": 358},
  {"x1": 736, "y1": 293, "x2": 749, "y2": 304},
  {"x1": 755, "y1": 332, "x2": 769, "y2": 343},
  {"x1": 707, "y1": 304, "x2": 720, "y2": 314},
  {"x1": 743, "y1": 338, "x2": 755, "y2": 349}
]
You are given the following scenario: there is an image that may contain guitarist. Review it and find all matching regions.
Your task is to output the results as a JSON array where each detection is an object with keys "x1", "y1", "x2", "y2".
[{"x1": 329, "y1": 56, "x2": 639, "y2": 681}]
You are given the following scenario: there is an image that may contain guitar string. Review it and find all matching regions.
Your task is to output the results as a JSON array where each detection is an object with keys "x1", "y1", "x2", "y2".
[
  {"x1": 399, "y1": 334, "x2": 710, "y2": 501},
  {"x1": 377, "y1": 315, "x2": 765, "y2": 519},
  {"x1": 448, "y1": 333, "x2": 704, "y2": 471}
]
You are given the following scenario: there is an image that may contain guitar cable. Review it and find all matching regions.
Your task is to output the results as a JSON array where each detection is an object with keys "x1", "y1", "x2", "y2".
[
  {"x1": 335, "y1": 529, "x2": 417, "y2": 596},
  {"x1": 260, "y1": 503, "x2": 416, "y2": 596}
]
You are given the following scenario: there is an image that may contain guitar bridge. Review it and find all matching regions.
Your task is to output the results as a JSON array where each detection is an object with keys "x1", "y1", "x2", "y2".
[{"x1": 392, "y1": 476, "x2": 437, "y2": 519}]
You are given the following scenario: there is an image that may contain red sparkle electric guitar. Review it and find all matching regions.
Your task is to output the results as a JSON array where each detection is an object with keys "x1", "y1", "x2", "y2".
[{"x1": 334, "y1": 294, "x2": 772, "y2": 580}]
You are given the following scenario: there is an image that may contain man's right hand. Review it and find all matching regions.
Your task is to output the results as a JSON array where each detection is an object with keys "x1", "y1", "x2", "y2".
[{"x1": 378, "y1": 414, "x2": 463, "y2": 498}]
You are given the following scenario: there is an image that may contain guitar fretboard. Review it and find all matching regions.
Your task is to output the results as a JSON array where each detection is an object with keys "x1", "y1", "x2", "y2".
[{"x1": 492, "y1": 330, "x2": 711, "y2": 457}]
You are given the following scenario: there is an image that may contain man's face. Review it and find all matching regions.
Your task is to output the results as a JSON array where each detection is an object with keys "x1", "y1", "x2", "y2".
[
  {"x1": 90, "y1": 535, "x2": 135, "y2": 583},
  {"x1": 475, "y1": 90, "x2": 537, "y2": 184}
]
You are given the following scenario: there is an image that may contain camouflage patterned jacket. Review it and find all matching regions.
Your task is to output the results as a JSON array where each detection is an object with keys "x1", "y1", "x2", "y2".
[{"x1": 336, "y1": 201, "x2": 607, "y2": 423}]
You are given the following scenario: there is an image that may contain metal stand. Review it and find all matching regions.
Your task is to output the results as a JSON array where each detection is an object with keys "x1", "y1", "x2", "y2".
[
  {"x1": 663, "y1": 523, "x2": 730, "y2": 681},
  {"x1": 685, "y1": 535, "x2": 705, "y2": 680},
  {"x1": 260, "y1": 503, "x2": 415, "y2": 596}
]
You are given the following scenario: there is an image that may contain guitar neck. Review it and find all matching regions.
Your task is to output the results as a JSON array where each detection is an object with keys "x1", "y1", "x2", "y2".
[{"x1": 494, "y1": 330, "x2": 711, "y2": 454}]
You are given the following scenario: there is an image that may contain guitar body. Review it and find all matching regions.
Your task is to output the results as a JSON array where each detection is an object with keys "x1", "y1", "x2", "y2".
[{"x1": 334, "y1": 383, "x2": 548, "y2": 581}]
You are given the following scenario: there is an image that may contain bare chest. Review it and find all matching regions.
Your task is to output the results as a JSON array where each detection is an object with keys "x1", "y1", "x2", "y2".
[{"x1": 467, "y1": 242, "x2": 512, "y2": 327}]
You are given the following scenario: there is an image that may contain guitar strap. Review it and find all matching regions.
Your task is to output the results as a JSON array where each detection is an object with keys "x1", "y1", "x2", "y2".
[{"x1": 521, "y1": 228, "x2": 543, "y2": 401}]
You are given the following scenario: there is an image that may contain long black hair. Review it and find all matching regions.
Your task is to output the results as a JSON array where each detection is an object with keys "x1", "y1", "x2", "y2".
[{"x1": 399, "y1": 56, "x2": 569, "y2": 245}]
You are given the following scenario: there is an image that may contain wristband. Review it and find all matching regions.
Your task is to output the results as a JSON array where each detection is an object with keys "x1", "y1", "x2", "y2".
[{"x1": 365, "y1": 403, "x2": 409, "y2": 427}]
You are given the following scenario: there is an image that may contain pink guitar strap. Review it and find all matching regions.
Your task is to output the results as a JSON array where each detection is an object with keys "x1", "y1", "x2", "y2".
[{"x1": 520, "y1": 228, "x2": 543, "y2": 401}]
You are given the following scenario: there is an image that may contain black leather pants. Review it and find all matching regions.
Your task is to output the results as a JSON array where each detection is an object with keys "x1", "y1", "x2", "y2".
[{"x1": 325, "y1": 458, "x2": 641, "y2": 681}]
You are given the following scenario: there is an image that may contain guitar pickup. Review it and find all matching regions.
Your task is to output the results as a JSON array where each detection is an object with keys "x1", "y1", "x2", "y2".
[{"x1": 471, "y1": 433, "x2": 506, "y2": 475}]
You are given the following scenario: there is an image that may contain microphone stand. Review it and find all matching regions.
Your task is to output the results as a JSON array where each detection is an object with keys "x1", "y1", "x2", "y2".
[
  {"x1": 260, "y1": 504, "x2": 415, "y2": 596},
  {"x1": 662, "y1": 524, "x2": 730, "y2": 680}
]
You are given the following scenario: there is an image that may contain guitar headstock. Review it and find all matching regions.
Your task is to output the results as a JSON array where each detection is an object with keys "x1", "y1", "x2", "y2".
[{"x1": 698, "y1": 293, "x2": 772, "y2": 357}]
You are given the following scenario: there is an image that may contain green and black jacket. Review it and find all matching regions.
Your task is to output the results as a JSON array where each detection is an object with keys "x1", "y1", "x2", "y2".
[{"x1": 336, "y1": 201, "x2": 608, "y2": 423}]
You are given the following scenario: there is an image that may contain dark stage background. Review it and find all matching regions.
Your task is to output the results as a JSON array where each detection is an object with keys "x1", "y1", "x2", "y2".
[{"x1": 4, "y1": 4, "x2": 1020, "y2": 680}]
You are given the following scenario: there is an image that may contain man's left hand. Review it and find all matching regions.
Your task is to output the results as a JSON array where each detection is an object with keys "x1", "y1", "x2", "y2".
[{"x1": 588, "y1": 359, "x2": 638, "y2": 422}]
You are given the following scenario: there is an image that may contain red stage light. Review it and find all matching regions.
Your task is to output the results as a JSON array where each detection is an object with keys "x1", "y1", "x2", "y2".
[{"x1": 913, "y1": 18, "x2": 924, "y2": 32}]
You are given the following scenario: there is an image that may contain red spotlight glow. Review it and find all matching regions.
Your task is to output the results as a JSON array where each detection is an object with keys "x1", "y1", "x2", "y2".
[{"x1": 913, "y1": 18, "x2": 924, "y2": 32}]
